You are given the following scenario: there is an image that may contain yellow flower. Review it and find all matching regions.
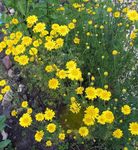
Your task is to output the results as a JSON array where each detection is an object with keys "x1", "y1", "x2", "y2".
[
  {"x1": 45, "y1": 65, "x2": 54, "y2": 73},
  {"x1": 1, "y1": 85, "x2": 11, "y2": 94},
  {"x1": 2, "y1": 29, "x2": 7, "y2": 35},
  {"x1": 96, "y1": 88, "x2": 103, "y2": 96},
  {"x1": 0, "y1": 41, "x2": 6, "y2": 48},
  {"x1": 79, "y1": 127, "x2": 89, "y2": 137},
  {"x1": 104, "y1": 85, "x2": 108, "y2": 89},
  {"x1": 5, "y1": 23, "x2": 9, "y2": 28},
  {"x1": 51, "y1": 24, "x2": 60, "y2": 30},
  {"x1": 70, "y1": 100, "x2": 81, "y2": 114},
  {"x1": 29, "y1": 47, "x2": 38, "y2": 56},
  {"x1": 122, "y1": 88, "x2": 126, "y2": 93},
  {"x1": 70, "y1": 97, "x2": 76, "y2": 102},
  {"x1": 27, "y1": 108, "x2": 33, "y2": 114},
  {"x1": 58, "y1": 133, "x2": 65, "y2": 140},
  {"x1": 10, "y1": 33, "x2": 15, "y2": 39},
  {"x1": 45, "y1": 36, "x2": 52, "y2": 41},
  {"x1": 85, "y1": 105, "x2": 99, "y2": 119},
  {"x1": 0, "y1": 47, "x2": 2, "y2": 53},
  {"x1": 46, "y1": 140, "x2": 52, "y2": 147},
  {"x1": 112, "y1": 50, "x2": 118, "y2": 56},
  {"x1": 22, "y1": 36, "x2": 32, "y2": 46},
  {"x1": 44, "y1": 108, "x2": 55, "y2": 121},
  {"x1": 5, "y1": 48, "x2": 12, "y2": 55},
  {"x1": 48, "y1": 78, "x2": 60, "y2": 90},
  {"x1": 17, "y1": 55, "x2": 29, "y2": 66},
  {"x1": 68, "y1": 68, "x2": 82, "y2": 80},
  {"x1": 104, "y1": 71, "x2": 109, "y2": 76},
  {"x1": 85, "y1": 87, "x2": 97, "y2": 100},
  {"x1": 129, "y1": 122, "x2": 138, "y2": 135},
  {"x1": 66, "y1": 60, "x2": 77, "y2": 70},
  {"x1": 40, "y1": 30, "x2": 49, "y2": 37},
  {"x1": 55, "y1": 38, "x2": 64, "y2": 49},
  {"x1": 35, "y1": 113, "x2": 44, "y2": 122},
  {"x1": 0, "y1": 42, "x2": 5, "y2": 52},
  {"x1": 11, "y1": 110, "x2": 17, "y2": 117},
  {"x1": 21, "y1": 101, "x2": 28, "y2": 108},
  {"x1": 91, "y1": 76, "x2": 95, "y2": 81},
  {"x1": 114, "y1": 11, "x2": 120, "y2": 18},
  {"x1": 0, "y1": 94, "x2": 3, "y2": 101},
  {"x1": 26, "y1": 15, "x2": 38, "y2": 25},
  {"x1": 83, "y1": 114, "x2": 95, "y2": 126},
  {"x1": 11, "y1": 18, "x2": 19, "y2": 25},
  {"x1": 68, "y1": 23, "x2": 75, "y2": 29},
  {"x1": 72, "y1": 19, "x2": 77, "y2": 23},
  {"x1": 123, "y1": 147, "x2": 128, "y2": 150},
  {"x1": 99, "y1": 90, "x2": 111, "y2": 101},
  {"x1": 118, "y1": 0, "x2": 123, "y2": 3},
  {"x1": 88, "y1": 20, "x2": 93, "y2": 25},
  {"x1": 86, "y1": 32, "x2": 91, "y2": 36},
  {"x1": 127, "y1": 10, "x2": 138, "y2": 21},
  {"x1": 50, "y1": 30, "x2": 56, "y2": 36},
  {"x1": 97, "y1": 115, "x2": 106, "y2": 125},
  {"x1": 107, "y1": 7, "x2": 112, "y2": 13},
  {"x1": 113, "y1": 129, "x2": 123, "y2": 139},
  {"x1": 121, "y1": 105, "x2": 131, "y2": 115},
  {"x1": 12, "y1": 44, "x2": 25, "y2": 56},
  {"x1": 130, "y1": 42, "x2": 133, "y2": 46},
  {"x1": 19, "y1": 113, "x2": 32, "y2": 128},
  {"x1": 46, "y1": 123, "x2": 56, "y2": 133},
  {"x1": 102, "y1": 110, "x2": 114, "y2": 124},
  {"x1": 0, "y1": 80, "x2": 6, "y2": 86},
  {"x1": 73, "y1": 3, "x2": 81, "y2": 9},
  {"x1": 73, "y1": 37, "x2": 80, "y2": 44},
  {"x1": 33, "y1": 22, "x2": 46, "y2": 32},
  {"x1": 29, "y1": 57, "x2": 35, "y2": 62},
  {"x1": 57, "y1": 6, "x2": 65, "y2": 11},
  {"x1": 75, "y1": 86, "x2": 84, "y2": 95},
  {"x1": 27, "y1": 23, "x2": 33, "y2": 28},
  {"x1": 67, "y1": 129, "x2": 72, "y2": 134},
  {"x1": 58, "y1": 25, "x2": 69, "y2": 36},
  {"x1": 130, "y1": 32, "x2": 137, "y2": 39},
  {"x1": 35, "y1": 130, "x2": 44, "y2": 142},
  {"x1": 45, "y1": 40, "x2": 55, "y2": 51},
  {"x1": 50, "y1": 29, "x2": 57, "y2": 36},
  {"x1": 100, "y1": 25, "x2": 104, "y2": 29},
  {"x1": 56, "y1": 69, "x2": 67, "y2": 79},
  {"x1": 33, "y1": 40, "x2": 40, "y2": 47},
  {"x1": 122, "y1": 7, "x2": 129, "y2": 13},
  {"x1": 1, "y1": 88, "x2": 5, "y2": 94}
]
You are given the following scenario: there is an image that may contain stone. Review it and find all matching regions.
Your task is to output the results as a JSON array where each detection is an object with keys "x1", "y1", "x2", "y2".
[{"x1": 2, "y1": 56, "x2": 12, "y2": 70}]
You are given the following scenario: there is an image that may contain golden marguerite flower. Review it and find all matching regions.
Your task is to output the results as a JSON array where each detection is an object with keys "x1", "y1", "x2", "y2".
[
  {"x1": 19, "y1": 113, "x2": 32, "y2": 128},
  {"x1": 48, "y1": 78, "x2": 60, "y2": 90},
  {"x1": 129, "y1": 122, "x2": 138, "y2": 135},
  {"x1": 112, "y1": 129, "x2": 123, "y2": 139},
  {"x1": 79, "y1": 126, "x2": 89, "y2": 137}
]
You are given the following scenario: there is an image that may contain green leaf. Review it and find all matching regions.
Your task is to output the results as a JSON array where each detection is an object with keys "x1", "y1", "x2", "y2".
[
  {"x1": 0, "y1": 124, "x2": 5, "y2": 132},
  {"x1": 2, "y1": 0, "x2": 14, "y2": 7},
  {"x1": 0, "y1": 140, "x2": 11, "y2": 149},
  {"x1": 0, "y1": 115, "x2": 6, "y2": 124},
  {"x1": 0, "y1": 115, "x2": 6, "y2": 131},
  {"x1": 16, "y1": 1, "x2": 26, "y2": 16}
]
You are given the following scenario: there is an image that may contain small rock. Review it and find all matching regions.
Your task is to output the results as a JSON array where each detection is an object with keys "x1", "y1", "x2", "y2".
[
  {"x1": 8, "y1": 69, "x2": 14, "y2": 77},
  {"x1": 2, "y1": 90, "x2": 13, "y2": 108},
  {"x1": 1, "y1": 130, "x2": 8, "y2": 140},
  {"x1": 18, "y1": 84, "x2": 25, "y2": 92},
  {"x1": 9, "y1": 8, "x2": 15, "y2": 15},
  {"x1": 2, "y1": 56, "x2": 12, "y2": 70}
]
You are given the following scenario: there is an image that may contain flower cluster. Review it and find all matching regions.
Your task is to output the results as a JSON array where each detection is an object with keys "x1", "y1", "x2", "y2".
[
  {"x1": 0, "y1": 79, "x2": 11, "y2": 101},
  {"x1": 1, "y1": 0, "x2": 138, "y2": 149}
]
